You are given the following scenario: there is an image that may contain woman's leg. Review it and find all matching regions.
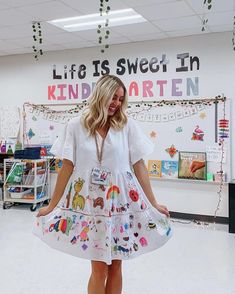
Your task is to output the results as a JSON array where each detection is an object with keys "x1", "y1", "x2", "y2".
[
  {"x1": 105, "y1": 260, "x2": 122, "y2": 294},
  {"x1": 88, "y1": 261, "x2": 108, "y2": 294}
]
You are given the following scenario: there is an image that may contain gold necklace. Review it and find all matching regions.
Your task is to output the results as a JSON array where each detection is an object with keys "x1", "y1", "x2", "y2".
[{"x1": 94, "y1": 133, "x2": 106, "y2": 166}]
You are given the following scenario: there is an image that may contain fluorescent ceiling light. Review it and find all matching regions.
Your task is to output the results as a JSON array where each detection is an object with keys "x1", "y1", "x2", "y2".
[{"x1": 47, "y1": 8, "x2": 147, "y2": 32}]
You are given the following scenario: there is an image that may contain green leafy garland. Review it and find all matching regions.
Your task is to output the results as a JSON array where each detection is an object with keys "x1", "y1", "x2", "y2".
[
  {"x1": 98, "y1": 0, "x2": 110, "y2": 53},
  {"x1": 202, "y1": 0, "x2": 235, "y2": 51},
  {"x1": 32, "y1": 22, "x2": 43, "y2": 61},
  {"x1": 201, "y1": 0, "x2": 212, "y2": 32}
]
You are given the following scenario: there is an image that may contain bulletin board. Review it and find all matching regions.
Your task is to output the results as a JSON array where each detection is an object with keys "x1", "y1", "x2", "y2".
[
  {"x1": 23, "y1": 97, "x2": 231, "y2": 180},
  {"x1": 23, "y1": 102, "x2": 88, "y2": 154},
  {"x1": 126, "y1": 97, "x2": 230, "y2": 181}
]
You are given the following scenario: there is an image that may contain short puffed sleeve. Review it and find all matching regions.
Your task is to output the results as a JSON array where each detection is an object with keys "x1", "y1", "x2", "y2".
[
  {"x1": 50, "y1": 119, "x2": 76, "y2": 165},
  {"x1": 128, "y1": 118, "x2": 154, "y2": 165}
]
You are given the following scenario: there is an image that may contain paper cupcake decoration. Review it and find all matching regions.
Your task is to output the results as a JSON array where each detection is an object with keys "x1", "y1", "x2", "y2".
[{"x1": 191, "y1": 125, "x2": 204, "y2": 141}]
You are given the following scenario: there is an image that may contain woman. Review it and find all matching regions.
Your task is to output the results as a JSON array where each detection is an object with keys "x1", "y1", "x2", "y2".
[{"x1": 35, "y1": 74, "x2": 172, "y2": 294}]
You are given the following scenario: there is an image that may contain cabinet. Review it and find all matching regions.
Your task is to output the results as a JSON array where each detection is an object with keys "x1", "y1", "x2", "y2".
[
  {"x1": 229, "y1": 181, "x2": 235, "y2": 233},
  {"x1": 3, "y1": 158, "x2": 50, "y2": 211}
]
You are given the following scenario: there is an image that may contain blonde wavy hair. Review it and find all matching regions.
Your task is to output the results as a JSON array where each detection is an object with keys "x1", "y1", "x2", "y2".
[{"x1": 82, "y1": 75, "x2": 128, "y2": 135}]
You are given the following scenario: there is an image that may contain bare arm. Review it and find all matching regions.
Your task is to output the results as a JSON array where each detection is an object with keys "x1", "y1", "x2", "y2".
[
  {"x1": 133, "y1": 159, "x2": 170, "y2": 217},
  {"x1": 37, "y1": 159, "x2": 74, "y2": 216}
]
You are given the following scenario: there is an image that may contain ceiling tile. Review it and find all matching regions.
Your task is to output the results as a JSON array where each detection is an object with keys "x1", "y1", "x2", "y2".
[
  {"x1": 121, "y1": 0, "x2": 173, "y2": 7},
  {"x1": 0, "y1": 3, "x2": 11, "y2": 9},
  {"x1": 0, "y1": 8, "x2": 34, "y2": 25},
  {"x1": 166, "y1": 27, "x2": 212, "y2": 38},
  {"x1": 39, "y1": 44, "x2": 67, "y2": 52},
  {"x1": 17, "y1": 1, "x2": 79, "y2": 21},
  {"x1": 206, "y1": 11, "x2": 234, "y2": 26},
  {"x1": 134, "y1": 1, "x2": 195, "y2": 21},
  {"x1": 44, "y1": 32, "x2": 84, "y2": 44},
  {"x1": 154, "y1": 15, "x2": 202, "y2": 31},
  {"x1": 104, "y1": 34, "x2": 130, "y2": 44},
  {"x1": 9, "y1": 37, "x2": 35, "y2": 47},
  {"x1": 128, "y1": 32, "x2": 168, "y2": 42},
  {"x1": 186, "y1": 0, "x2": 234, "y2": 14},
  {"x1": 74, "y1": 28, "x2": 122, "y2": 42},
  {"x1": 2, "y1": 23, "x2": 34, "y2": 39},
  {"x1": 60, "y1": 0, "x2": 128, "y2": 14},
  {"x1": 210, "y1": 0, "x2": 234, "y2": 13},
  {"x1": 112, "y1": 22, "x2": 161, "y2": 37},
  {"x1": 0, "y1": 0, "x2": 233, "y2": 56},
  {"x1": 61, "y1": 40, "x2": 96, "y2": 49},
  {"x1": 40, "y1": 22, "x2": 66, "y2": 35},
  {"x1": 107, "y1": 37, "x2": 131, "y2": 45},
  {"x1": 0, "y1": 0, "x2": 52, "y2": 8},
  {"x1": 185, "y1": 0, "x2": 212, "y2": 14}
]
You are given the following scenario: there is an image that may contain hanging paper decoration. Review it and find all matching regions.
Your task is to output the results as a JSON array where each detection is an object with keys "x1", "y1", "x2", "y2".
[
  {"x1": 23, "y1": 102, "x2": 88, "y2": 124},
  {"x1": 191, "y1": 125, "x2": 204, "y2": 141},
  {"x1": 175, "y1": 126, "x2": 183, "y2": 133},
  {"x1": 218, "y1": 119, "x2": 229, "y2": 139},
  {"x1": 165, "y1": 144, "x2": 178, "y2": 158},
  {"x1": 199, "y1": 112, "x2": 206, "y2": 119},
  {"x1": 150, "y1": 131, "x2": 157, "y2": 138},
  {"x1": 27, "y1": 128, "x2": 35, "y2": 139},
  {"x1": 128, "y1": 105, "x2": 205, "y2": 123}
]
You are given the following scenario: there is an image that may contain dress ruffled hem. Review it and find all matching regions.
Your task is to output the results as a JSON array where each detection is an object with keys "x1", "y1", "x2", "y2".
[{"x1": 33, "y1": 206, "x2": 172, "y2": 265}]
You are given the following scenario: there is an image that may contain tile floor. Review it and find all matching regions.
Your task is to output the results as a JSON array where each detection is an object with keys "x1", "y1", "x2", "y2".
[{"x1": 0, "y1": 204, "x2": 235, "y2": 294}]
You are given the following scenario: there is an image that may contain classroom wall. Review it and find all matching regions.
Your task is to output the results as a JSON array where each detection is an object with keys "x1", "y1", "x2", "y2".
[{"x1": 0, "y1": 31, "x2": 234, "y2": 217}]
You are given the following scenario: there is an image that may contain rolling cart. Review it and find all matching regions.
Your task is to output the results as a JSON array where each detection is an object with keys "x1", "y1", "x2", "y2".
[{"x1": 3, "y1": 158, "x2": 50, "y2": 211}]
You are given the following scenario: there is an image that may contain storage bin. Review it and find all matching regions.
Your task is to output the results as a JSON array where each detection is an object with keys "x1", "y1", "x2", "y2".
[
  {"x1": 22, "y1": 173, "x2": 45, "y2": 185},
  {"x1": 22, "y1": 175, "x2": 34, "y2": 185},
  {"x1": 14, "y1": 147, "x2": 41, "y2": 159},
  {"x1": 10, "y1": 189, "x2": 32, "y2": 199}
]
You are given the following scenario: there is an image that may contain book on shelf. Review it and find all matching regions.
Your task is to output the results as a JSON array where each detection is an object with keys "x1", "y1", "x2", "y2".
[
  {"x1": 22, "y1": 169, "x2": 45, "y2": 185},
  {"x1": 161, "y1": 160, "x2": 178, "y2": 178},
  {"x1": 147, "y1": 160, "x2": 162, "y2": 178}
]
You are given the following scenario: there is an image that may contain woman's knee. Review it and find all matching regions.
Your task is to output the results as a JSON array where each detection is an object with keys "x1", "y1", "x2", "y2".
[
  {"x1": 108, "y1": 260, "x2": 122, "y2": 274},
  {"x1": 91, "y1": 261, "x2": 108, "y2": 281}
]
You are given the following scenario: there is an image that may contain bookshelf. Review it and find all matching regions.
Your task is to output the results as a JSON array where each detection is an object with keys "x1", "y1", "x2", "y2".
[{"x1": 150, "y1": 177, "x2": 228, "y2": 185}]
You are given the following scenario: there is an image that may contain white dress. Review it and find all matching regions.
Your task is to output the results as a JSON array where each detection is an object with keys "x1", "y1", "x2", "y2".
[{"x1": 33, "y1": 116, "x2": 172, "y2": 265}]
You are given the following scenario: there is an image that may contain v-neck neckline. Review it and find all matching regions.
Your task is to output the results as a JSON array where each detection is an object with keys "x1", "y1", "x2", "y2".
[{"x1": 96, "y1": 127, "x2": 110, "y2": 140}]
